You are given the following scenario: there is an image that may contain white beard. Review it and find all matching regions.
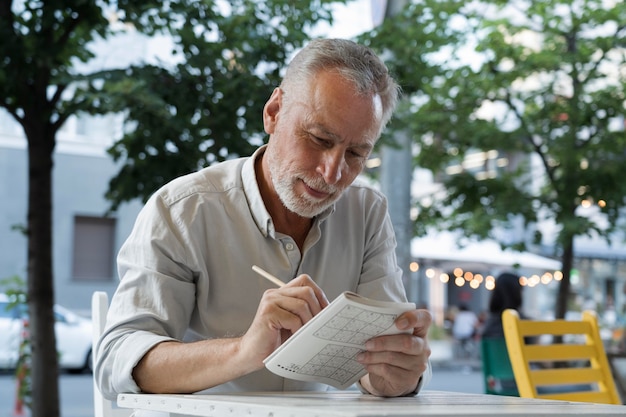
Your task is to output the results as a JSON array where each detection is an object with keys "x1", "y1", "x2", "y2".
[{"x1": 267, "y1": 152, "x2": 341, "y2": 218}]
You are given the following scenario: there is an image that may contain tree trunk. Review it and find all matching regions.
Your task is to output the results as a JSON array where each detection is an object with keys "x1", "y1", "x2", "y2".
[
  {"x1": 555, "y1": 236, "x2": 574, "y2": 320},
  {"x1": 26, "y1": 122, "x2": 60, "y2": 417}
]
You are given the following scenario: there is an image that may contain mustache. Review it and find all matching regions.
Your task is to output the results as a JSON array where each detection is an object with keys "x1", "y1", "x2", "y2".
[{"x1": 301, "y1": 176, "x2": 338, "y2": 195}]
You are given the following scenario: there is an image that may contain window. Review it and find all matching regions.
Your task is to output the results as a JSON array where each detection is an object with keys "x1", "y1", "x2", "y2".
[{"x1": 72, "y1": 216, "x2": 116, "y2": 281}]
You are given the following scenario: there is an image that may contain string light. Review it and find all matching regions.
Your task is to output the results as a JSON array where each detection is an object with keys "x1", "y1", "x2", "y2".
[{"x1": 420, "y1": 262, "x2": 561, "y2": 290}]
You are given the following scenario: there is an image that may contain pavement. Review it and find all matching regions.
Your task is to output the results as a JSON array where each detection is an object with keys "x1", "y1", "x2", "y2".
[{"x1": 431, "y1": 357, "x2": 482, "y2": 373}]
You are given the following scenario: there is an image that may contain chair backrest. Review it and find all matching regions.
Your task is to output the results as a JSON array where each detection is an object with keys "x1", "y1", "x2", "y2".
[
  {"x1": 502, "y1": 309, "x2": 621, "y2": 404},
  {"x1": 92, "y1": 291, "x2": 133, "y2": 417},
  {"x1": 480, "y1": 337, "x2": 519, "y2": 396}
]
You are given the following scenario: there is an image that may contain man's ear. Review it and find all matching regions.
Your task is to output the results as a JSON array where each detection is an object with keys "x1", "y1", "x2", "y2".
[{"x1": 263, "y1": 87, "x2": 282, "y2": 134}]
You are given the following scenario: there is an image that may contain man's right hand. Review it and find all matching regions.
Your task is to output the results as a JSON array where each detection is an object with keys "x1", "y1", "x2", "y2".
[
  {"x1": 133, "y1": 273, "x2": 328, "y2": 394},
  {"x1": 239, "y1": 274, "x2": 329, "y2": 370}
]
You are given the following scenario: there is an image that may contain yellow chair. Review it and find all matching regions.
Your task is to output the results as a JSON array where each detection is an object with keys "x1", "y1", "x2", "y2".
[{"x1": 502, "y1": 309, "x2": 621, "y2": 404}]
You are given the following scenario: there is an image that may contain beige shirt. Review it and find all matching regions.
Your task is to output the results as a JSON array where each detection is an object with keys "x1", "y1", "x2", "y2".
[{"x1": 95, "y1": 146, "x2": 427, "y2": 399}]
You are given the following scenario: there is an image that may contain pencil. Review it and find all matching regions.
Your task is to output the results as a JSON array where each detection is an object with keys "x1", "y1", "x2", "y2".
[{"x1": 252, "y1": 265, "x2": 286, "y2": 287}]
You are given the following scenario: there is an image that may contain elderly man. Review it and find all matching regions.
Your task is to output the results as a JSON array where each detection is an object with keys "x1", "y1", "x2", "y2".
[{"x1": 95, "y1": 38, "x2": 431, "y2": 400}]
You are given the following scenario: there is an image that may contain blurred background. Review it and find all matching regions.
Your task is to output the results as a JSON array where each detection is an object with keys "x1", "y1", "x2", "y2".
[{"x1": 1, "y1": 0, "x2": 625, "y2": 415}]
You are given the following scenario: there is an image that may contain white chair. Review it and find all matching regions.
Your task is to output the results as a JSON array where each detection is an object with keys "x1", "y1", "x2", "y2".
[{"x1": 92, "y1": 291, "x2": 134, "y2": 417}]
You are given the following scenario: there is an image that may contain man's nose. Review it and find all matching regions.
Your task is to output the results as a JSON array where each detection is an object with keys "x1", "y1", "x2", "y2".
[{"x1": 316, "y1": 150, "x2": 346, "y2": 185}]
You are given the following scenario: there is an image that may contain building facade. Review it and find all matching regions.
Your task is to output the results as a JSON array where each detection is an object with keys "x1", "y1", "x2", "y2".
[{"x1": 0, "y1": 110, "x2": 143, "y2": 314}]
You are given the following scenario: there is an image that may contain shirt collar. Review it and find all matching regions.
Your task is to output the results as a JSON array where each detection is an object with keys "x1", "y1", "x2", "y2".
[{"x1": 242, "y1": 145, "x2": 335, "y2": 239}]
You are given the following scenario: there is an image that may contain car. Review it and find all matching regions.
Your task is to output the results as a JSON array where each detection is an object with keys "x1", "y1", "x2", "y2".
[{"x1": 0, "y1": 293, "x2": 93, "y2": 373}]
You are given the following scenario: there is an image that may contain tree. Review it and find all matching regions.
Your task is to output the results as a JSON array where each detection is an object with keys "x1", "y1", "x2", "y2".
[
  {"x1": 0, "y1": 1, "x2": 342, "y2": 415},
  {"x1": 0, "y1": 2, "x2": 118, "y2": 415},
  {"x1": 357, "y1": 0, "x2": 467, "y2": 300},
  {"x1": 99, "y1": 0, "x2": 344, "y2": 210},
  {"x1": 382, "y1": 0, "x2": 626, "y2": 318}
]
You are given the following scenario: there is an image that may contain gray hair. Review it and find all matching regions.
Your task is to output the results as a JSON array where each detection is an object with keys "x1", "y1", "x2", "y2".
[{"x1": 280, "y1": 38, "x2": 400, "y2": 130}]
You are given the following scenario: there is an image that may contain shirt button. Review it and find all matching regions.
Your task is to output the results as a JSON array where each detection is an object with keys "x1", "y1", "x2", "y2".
[{"x1": 285, "y1": 243, "x2": 295, "y2": 251}]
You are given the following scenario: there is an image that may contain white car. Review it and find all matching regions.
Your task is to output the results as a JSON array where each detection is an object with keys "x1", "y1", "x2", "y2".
[{"x1": 0, "y1": 293, "x2": 93, "y2": 372}]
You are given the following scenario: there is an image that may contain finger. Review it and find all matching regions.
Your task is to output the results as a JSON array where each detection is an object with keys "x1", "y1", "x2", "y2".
[
  {"x1": 274, "y1": 293, "x2": 318, "y2": 325},
  {"x1": 365, "y1": 333, "x2": 426, "y2": 356},
  {"x1": 359, "y1": 349, "x2": 425, "y2": 373},
  {"x1": 261, "y1": 288, "x2": 316, "y2": 330},
  {"x1": 261, "y1": 282, "x2": 327, "y2": 331},
  {"x1": 395, "y1": 309, "x2": 432, "y2": 336},
  {"x1": 285, "y1": 274, "x2": 330, "y2": 309}
]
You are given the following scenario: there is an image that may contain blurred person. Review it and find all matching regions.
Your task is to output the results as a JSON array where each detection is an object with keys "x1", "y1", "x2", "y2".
[
  {"x1": 483, "y1": 272, "x2": 596, "y2": 395},
  {"x1": 481, "y1": 272, "x2": 525, "y2": 338},
  {"x1": 475, "y1": 310, "x2": 488, "y2": 339},
  {"x1": 603, "y1": 296, "x2": 617, "y2": 329},
  {"x1": 95, "y1": 38, "x2": 432, "y2": 401},
  {"x1": 480, "y1": 272, "x2": 524, "y2": 396},
  {"x1": 452, "y1": 303, "x2": 478, "y2": 358}
]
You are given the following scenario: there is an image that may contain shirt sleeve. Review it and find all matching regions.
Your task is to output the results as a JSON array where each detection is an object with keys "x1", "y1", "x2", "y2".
[
  {"x1": 94, "y1": 192, "x2": 197, "y2": 400},
  {"x1": 355, "y1": 192, "x2": 406, "y2": 303}
]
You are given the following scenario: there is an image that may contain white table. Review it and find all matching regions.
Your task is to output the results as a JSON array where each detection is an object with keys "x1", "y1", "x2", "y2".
[{"x1": 118, "y1": 390, "x2": 626, "y2": 417}]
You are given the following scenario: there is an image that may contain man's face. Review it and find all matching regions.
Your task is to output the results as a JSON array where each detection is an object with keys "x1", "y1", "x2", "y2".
[{"x1": 262, "y1": 70, "x2": 383, "y2": 218}]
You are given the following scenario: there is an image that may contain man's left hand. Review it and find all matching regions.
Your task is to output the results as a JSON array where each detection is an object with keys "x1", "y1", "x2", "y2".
[{"x1": 357, "y1": 309, "x2": 432, "y2": 397}]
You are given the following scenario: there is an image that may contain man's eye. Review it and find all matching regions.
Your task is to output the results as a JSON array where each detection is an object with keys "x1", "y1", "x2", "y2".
[
  {"x1": 311, "y1": 135, "x2": 331, "y2": 147},
  {"x1": 348, "y1": 149, "x2": 366, "y2": 159}
]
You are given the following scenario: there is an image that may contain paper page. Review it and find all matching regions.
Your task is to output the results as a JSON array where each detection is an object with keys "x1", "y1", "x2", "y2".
[{"x1": 263, "y1": 292, "x2": 415, "y2": 389}]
